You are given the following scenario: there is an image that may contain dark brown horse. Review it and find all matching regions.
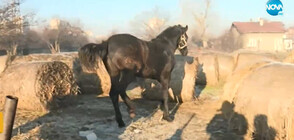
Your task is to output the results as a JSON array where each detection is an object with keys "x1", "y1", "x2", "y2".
[{"x1": 79, "y1": 25, "x2": 189, "y2": 127}]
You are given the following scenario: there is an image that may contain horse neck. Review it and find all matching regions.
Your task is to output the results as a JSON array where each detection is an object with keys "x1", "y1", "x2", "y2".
[{"x1": 151, "y1": 36, "x2": 178, "y2": 53}]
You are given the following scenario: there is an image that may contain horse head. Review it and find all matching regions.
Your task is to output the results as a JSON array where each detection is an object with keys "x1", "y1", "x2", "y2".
[
  {"x1": 156, "y1": 24, "x2": 189, "y2": 56},
  {"x1": 177, "y1": 25, "x2": 189, "y2": 56}
]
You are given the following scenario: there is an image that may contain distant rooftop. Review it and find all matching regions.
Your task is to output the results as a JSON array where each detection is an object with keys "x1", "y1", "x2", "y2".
[{"x1": 232, "y1": 20, "x2": 285, "y2": 34}]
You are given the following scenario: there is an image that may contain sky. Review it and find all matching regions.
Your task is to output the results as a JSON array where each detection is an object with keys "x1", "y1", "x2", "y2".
[{"x1": 18, "y1": 0, "x2": 294, "y2": 38}]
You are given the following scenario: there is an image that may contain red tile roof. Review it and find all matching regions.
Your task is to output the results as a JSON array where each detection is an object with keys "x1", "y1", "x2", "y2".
[{"x1": 232, "y1": 21, "x2": 285, "y2": 34}]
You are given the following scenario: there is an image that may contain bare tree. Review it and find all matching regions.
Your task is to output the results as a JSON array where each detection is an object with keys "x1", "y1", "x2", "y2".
[
  {"x1": 43, "y1": 27, "x2": 61, "y2": 53},
  {"x1": 42, "y1": 19, "x2": 88, "y2": 54},
  {"x1": 212, "y1": 30, "x2": 242, "y2": 52},
  {"x1": 130, "y1": 8, "x2": 169, "y2": 40},
  {"x1": 17, "y1": 29, "x2": 48, "y2": 54},
  {"x1": 193, "y1": 0, "x2": 211, "y2": 48},
  {"x1": 0, "y1": 1, "x2": 23, "y2": 53},
  {"x1": 0, "y1": 0, "x2": 34, "y2": 67},
  {"x1": 143, "y1": 17, "x2": 167, "y2": 39}
]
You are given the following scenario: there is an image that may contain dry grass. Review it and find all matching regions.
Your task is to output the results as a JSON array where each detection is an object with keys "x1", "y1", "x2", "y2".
[
  {"x1": 12, "y1": 53, "x2": 106, "y2": 95},
  {"x1": 233, "y1": 63, "x2": 294, "y2": 139},
  {"x1": 196, "y1": 53, "x2": 219, "y2": 86},
  {"x1": 0, "y1": 61, "x2": 78, "y2": 111},
  {"x1": 37, "y1": 61, "x2": 79, "y2": 110},
  {"x1": 0, "y1": 55, "x2": 8, "y2": 73}
]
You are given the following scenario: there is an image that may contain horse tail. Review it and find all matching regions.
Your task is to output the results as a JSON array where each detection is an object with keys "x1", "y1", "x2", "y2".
[{"x1": 78, "y1": 41, "x2": 108, "y2": 72}]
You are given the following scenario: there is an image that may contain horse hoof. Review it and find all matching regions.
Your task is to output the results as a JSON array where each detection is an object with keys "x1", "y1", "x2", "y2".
[
  {"x1": 163, "y1": 116, "x2": 173, "y2": 122},
  {"x1": 129, "y1": 109, "x2": 136, "y2": 118},
  {"x1": 129, "y1": 112, "x2": 136, "y2": 118},
  {"x1": 118, "y1": 122, "x2": 126, "y2": 128}
]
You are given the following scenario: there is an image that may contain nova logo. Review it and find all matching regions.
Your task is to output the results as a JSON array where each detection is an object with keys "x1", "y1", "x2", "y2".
[
  {"x1": 266, "y1": 0, "x2": 283, "y2": 16},
  {"x1": 267, "y1": 4, "x2": 283, "y2": 10}
]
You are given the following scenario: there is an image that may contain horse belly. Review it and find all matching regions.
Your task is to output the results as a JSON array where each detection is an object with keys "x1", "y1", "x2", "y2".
[
  {"x1": 117, "y1": 57, "x2": 141, "y2": 72},
  {"x1": 136, "y1": 67, "x2": 156, "y2": 79}
]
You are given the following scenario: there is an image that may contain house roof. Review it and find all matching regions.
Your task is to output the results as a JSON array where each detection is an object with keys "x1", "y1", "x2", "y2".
[
  {"x1": 287, "y1": 27, "x2": 294, "y2": 34},
  {"x1": 232, "y1": 21, "x2": 285, "y2": 34}
]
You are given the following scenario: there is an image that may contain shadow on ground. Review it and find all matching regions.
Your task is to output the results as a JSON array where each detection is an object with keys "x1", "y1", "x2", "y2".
[
  {"x1": 206, "y1": 101, "x2": 248, "y2": 140},
  {"x1": 168, "y1": 113, "x2": 196, "y2": 140},
  {"x1": 12, "y1": 94, "x2": 181, "y2": 140},
  {"x1": 195, "y1": 63, "x2": 207, "y2": 97},
  {"x1": 206, "y1": 101, "x2": 278, "y2": 140}
]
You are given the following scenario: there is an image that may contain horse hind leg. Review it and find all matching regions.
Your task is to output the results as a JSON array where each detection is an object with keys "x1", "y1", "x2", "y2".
[
  {"x1": 160, "y1": 75, "x2": 173, "y2": 122},
  {"x1": 162, "y1": 87, "x2": 172, "y2": 122},
  {"x1": 119, "y1": 70, "x2": 136, "y2": 118},
  {"x1": 120, "y1": 91, "x2": 136, "y2": 118},
  {"x1": 110, "y1": 88, "x2": 125, "y2": 127},
  {"x1": 110, "y1": 70, "x2": 136, "y2": 127}
]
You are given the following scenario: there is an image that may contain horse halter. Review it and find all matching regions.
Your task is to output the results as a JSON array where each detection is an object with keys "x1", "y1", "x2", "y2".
[{"x1": 178, "y1": 34, "x2": 187, "y2": 50}]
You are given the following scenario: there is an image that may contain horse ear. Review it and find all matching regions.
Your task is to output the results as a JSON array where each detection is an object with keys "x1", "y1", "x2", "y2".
[{"x1": 184, "y1": 25, "x2": 188, "y2": 32}]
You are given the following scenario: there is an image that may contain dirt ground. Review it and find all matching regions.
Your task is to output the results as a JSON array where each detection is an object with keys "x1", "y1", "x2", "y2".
[{"x1": 10, "y1": 85, "x2": 246, "y2": 140}]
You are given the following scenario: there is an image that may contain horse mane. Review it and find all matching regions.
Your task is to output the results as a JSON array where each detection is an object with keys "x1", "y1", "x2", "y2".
[{"x1": 154, "y1": 25, "x2": 181, "y2": 40}]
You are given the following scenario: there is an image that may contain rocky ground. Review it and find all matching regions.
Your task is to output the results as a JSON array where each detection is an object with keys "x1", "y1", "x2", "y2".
[{"x1": 10, "y1": 85, "x2": 246, "y2": 140}]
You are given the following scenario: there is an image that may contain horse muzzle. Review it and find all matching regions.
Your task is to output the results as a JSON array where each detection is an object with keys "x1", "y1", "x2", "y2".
[{"x1": 179, "y1": 46, "x2": 188, "y2": 56}]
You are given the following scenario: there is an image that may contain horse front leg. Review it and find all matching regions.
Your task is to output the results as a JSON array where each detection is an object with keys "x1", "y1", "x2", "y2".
[
  {"x1": 119, "y1": 70, "x2": 137, "y2": 119},
  {"x1": 110, "y1": 69, "x2": 136, "y2": 127},
  {"x1": 160, "y1": 76, "x2": 173, "y2": 122}
]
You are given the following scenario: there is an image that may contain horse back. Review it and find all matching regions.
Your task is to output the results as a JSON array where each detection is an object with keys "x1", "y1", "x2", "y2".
[
  {"x1": 107, "y1": 34, "x2": 147, "y2": 73},
  {"x1": 107, "y1": 34, "x2": 175, "y2": 79}
]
